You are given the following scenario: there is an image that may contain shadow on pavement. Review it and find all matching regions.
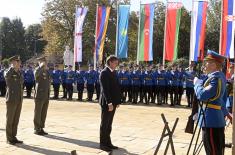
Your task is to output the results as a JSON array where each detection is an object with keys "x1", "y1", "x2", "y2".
[
  {"x1": 44, "y1": 134, "x2": 100, "y2": 149},
  {"x1": 16, "y1": 143, "x2": 70, "y2": 155},
  {"x1": 110, "y1": 148, "x2": 139, "y2": 155}
]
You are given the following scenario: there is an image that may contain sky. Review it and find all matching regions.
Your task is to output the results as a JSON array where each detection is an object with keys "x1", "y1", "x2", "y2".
[{"x1": 0, "y1": 0, "x2": 191, "y2": 27}]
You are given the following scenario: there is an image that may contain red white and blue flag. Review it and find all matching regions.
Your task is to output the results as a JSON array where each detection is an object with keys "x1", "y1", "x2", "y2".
[
  {"x1": 220, "y1": 0, "x2": 235, "y2": 59},
  {"x1": 74, "y1": 7, "x2": 88, "y2": 63},
  {"x1": 190, "y1": 1, "x2": 208, "y2": 62}
]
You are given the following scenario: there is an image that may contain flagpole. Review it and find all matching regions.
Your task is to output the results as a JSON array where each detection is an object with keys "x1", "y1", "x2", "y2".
[
  {"x1": 115, "y1": 1, "x2": 119, "y2": 57},
  {"x1": 74, "y1": 5, "x2": 78, "y2": 69},
  {"x1": 162, "y1": 0, "x2": 168, "y2": 67},
  {"x1": 94, "y1": 4, "x2": 98, "y2": 69},
  {"x1": 137, "y1": 0, "x2": 141, "y2": 65},
  {"x1": 189, "y1": 1, "x2": 194, "y2": 65},
  {"x1": 219, "y1": 0, "x2": 223, "y2": 53},
  {"x1": 233, "y1": 65, "x2": 235, "y2": 154}
]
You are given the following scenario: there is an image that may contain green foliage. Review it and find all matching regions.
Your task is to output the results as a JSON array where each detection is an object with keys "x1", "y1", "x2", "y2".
[{"x1": 0, "y1": 17, "x2": 47, "y2": 62}]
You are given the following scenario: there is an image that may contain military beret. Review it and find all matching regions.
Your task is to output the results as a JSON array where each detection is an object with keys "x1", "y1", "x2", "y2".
[
  {"x1": 37, "y1": 56, "x2": 46, "y2": 61},
  {"x1": 204, "y1": 50, "x2": 226, "y2": 63},
  {"x1": 8, "y1": 55, "x2": 20, "y2": 62}
]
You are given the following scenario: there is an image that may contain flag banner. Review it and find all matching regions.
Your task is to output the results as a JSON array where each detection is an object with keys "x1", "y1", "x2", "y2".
[
  {"x1": 74, "y1": 7, "x2": 88, "y2": 63},
  {"x1": 190, "y1": 1, "x2": 208, "y2": 62},
  {"x1": 137, "y1": 4, "x2": 154, "y2": 62},
  {"x1": 220, "y1": 0, "x2": 235, "y2": 59},
  {"x1": 164, "y1": 2, "x2": 183, "y2": 61},
  {"x1": 95, "y1": 6, "x2": 111, "y2": 63},
  {"x1": 116, "y1": 5, "x2": 130, "y2": 59}
]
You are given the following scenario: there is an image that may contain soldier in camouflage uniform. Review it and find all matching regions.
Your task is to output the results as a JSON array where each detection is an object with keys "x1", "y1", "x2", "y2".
[
  {"x1": 5, "y1": 55, "x2": 24, "y2": 145},
  {"x1": 33, "y1": 56, "x2": 51, "y2": 136}
]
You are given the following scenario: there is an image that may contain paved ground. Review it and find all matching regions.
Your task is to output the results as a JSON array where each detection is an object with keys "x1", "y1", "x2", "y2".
[{"x1": 0, "y1": 95, "x2": 232, "y2": 155}]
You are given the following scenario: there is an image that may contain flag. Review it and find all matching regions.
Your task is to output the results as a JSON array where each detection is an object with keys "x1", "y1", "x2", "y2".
[
  {"x1": 137, "y1": 4, "x2": 154, "y2": 62},
  {"x1": 95, "y1": 6, "x2": 111, "y2": 63},
  {"x1": 74, "y1": 7, "x2": 88, "y2": 63},
  {"x1": 220, "y1": 0, "x2": 235, "y2": 59},
  {"x1": 116, "y1": 5, "x2": 130, "y2": 58},
  {"x1": 164, "y1": 2, "x2": 183, "y2": 61},
  {"x1": 190, "y1": 1, "x2": 208, "y2": 62}
]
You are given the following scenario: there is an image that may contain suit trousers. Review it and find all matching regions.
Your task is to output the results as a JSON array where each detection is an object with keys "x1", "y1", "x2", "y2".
[
  {"x1": 100, "y1": 105, "x2": 116, "y2": 146},
  {"x1": 34, "y1": 99, "x2": 49, "y2": 131},
  {"x1": 6, "y1": 102, "x2": 22, "y2": 141}
]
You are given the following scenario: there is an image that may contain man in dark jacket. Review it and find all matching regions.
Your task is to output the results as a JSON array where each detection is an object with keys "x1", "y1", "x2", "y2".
[{"x1": 99, "y1": 55, "x2": 121, "y2": 152}]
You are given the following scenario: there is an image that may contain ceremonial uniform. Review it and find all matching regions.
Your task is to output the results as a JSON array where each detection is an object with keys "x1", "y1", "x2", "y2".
[
  {"x1": 52, "y1": 68, "x2": 61, "y2": 99},
  {"x1": 143, "y1": 70, "x2": 154, "y2": 104},
  {"x1": 5, "y1": 56, "x2": 24, "y2": 144},
  {"x1": 95, "y1": 69, "x2": 101, "y2": 100},
  {"x1": 194, "y1": 50, "x2": 229, "y2": 155},
  {"x1": 177, "y1": 69, "x2": 184, "y2": 105},
  {"x1": 61, "y1": 69, "x2": 67, "y2": 98},
  {"x1": 76, "y1": 69, "x2": 85, "y2": 101},
  {"x1": 170, "y1": 69, "x2": 179, "y2": 106},
  {"x1": 185, "y1": 70, "x2": 195, "y2": 107},
  {"x1": 165, "y1": 70, "x2": 172, "y2": 105},
  {"x1": 24, "y1": 66, "x2": 35, "y2": 98},
  {"x1": 118, "y1": 69, "x2": 130, "y2": 103},
  {"x1": 66, "y1": 67, "x2": 75, "y2": 100},
  {"x1": 85, "y1": 67, "x2": 96, "y2": 101},
  {"x1": 226, "y1": 65, "x2": 234, "y2": 113},
  {"x1": 34, "y1": 56, "x2": 51, "y2": 135},
  {"x1": 0, "y1": 68, "x2": 6, "y2": 96},
  {"x1": 130, "y1": 69, "x2": 141, "y2": 104},
  {"x1": 157, "y1": 70, "x2": 167, "y2": 104}
]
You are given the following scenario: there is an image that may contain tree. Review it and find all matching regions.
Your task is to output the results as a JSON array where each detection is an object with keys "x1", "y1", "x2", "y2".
[
  {"x1": 25, "y1": 24, "x2": 47, "y2": 60},
  {"x1": 0, "y1": 17, "x2": 27, "y2": 61}
]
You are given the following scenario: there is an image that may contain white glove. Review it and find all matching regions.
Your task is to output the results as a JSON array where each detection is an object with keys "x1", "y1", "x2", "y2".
[{"x1": 193, "y1": 77, "x2": 199, "y2": 85}]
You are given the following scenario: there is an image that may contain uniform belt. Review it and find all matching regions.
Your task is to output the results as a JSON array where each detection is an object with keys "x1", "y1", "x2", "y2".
[
  {"x1": 204, "y1": 103, "x2": 221, "y2": 110},
  {"x1": 158, "y1": 78, "x2": 164, "y2": 80},
  {"x1": 187, "y1": 79, "x2": 193, "y2": 81}
]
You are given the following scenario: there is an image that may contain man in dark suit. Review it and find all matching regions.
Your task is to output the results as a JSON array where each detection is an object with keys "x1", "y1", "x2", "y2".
[{"x1": 99, "y1": 55, "x2": 121, "y2": 152}]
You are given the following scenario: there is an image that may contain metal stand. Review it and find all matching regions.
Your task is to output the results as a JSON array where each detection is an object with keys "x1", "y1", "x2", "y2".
[{"x1": 154, "y1": 113, "x2": 179, "y2": 155}]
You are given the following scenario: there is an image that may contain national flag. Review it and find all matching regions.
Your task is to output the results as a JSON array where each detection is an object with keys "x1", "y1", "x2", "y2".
[
  {"x1": 137, "y1": 4, "x2": 154, "y2": 62},
  {"x1": 94, "y1": 6, "x2": 111, "y2": 63},
  {"x1": 164, "y1": 2, "x2": 183, "y2": 61},
  {"x1": 116, "y1": 5, "x2": 130, "y2": 58},
  {"x1": 190, "y1": 1, "x2": 208, "y2": 62},
  {"x1": 220, "y1": 0, "x2": 235, "y2": 59},
  {"x1": 74, "y1": 7, "x2": 88, "y2": 63}
]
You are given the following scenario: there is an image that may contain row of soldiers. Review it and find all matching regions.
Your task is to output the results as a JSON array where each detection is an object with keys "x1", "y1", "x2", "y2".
[
  {"x1": 0, "y1": 62, "x2": 196, "y2": 107},
  {"x1": 0, "y1": 61, "x2": 233, "y2": 108}
]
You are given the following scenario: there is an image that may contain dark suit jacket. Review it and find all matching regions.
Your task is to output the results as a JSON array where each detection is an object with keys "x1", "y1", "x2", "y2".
[{"x1": 99, "y1": 67, "x2": 121, "y2": 107}]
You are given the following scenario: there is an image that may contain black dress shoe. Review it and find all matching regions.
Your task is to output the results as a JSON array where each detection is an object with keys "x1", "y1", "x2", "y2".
[
  {"x1": 41, "y1": 129, "x2": 48, "y2": 135},
  {"x1": 7, "y1": 140, "x2": 16, "y2": 145},
  {"x1": 100, "y1": 145, "x2": 112, "y2": 152},
  {"x1": 14, "y1": 139, "x2": 23, "y2": 144},
  {"x1": 34, "y1": 130, "x2": 44, "y2": 135},
  {"x1": 109, "y1": 145, "x2": 118, "y2": 149}
]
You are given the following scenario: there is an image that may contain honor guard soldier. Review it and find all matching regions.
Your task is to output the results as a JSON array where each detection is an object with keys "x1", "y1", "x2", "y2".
[
  {"x1": 118, "y1": 64, "x2": 130, "y2": 103},
  {"x1": 165, "y1": 66, "x2": 172, "y2": 105},
  {"x1": 61, "y1": 66, "x2": 68, "y2": 99},
  {"x1": 130, "y1": 64, "x2": 141, "y2": 104},
  {"x1": 52, "y1": 64, "x2": 61, "y2": 99},
  {"x1": 143, "y1": 64, "x2": 154, "y2": 104},
  {"x1": 95, "y1": 65, "x2": 102, "y2": 100},
  {"x1": 152, "y1": 65, "x2": 159, "y2": 104},
  {"x1": 76, "y1": 65, "x2": 85, "y2": 101},
  {"x1": 156, "y1": 64, "x2": 167, "y2": 104},
  {"x1": 194, "y1": 50, "x2": 232, "y2": 155},
  {"x1": 0, "y1": 65, "x2": 6, "y2": 96},
  {"x1": 226, "y1": 63, "x2": 234, "y2": 113},
  {"x1": 177, "y1": 66, "x2": 184, "y2": 105},
  {"x1": 24, "y1": 65, "x2": 35, "y2": 98},
  {"x1": 85, "y1": 64, "x2": 96, "y2": 101},
  {"x1": 34, "y1": 56, "x2": 51, "y2": 136},
  {"x1": 5, "y1": 55, "x2": 24, "y2": 145},
  {"x1": 185, "y1": 64, "x2": 196, "y2": 107},
  {"x1": 127, "y1": 65, "x2": 133, "y2": 102},
  {"x1": 66, "y1": 65, "x2": 75, "y2": 100},
  {"x1": 170, "y1": 64, "x2": 179, "y2": 106}
]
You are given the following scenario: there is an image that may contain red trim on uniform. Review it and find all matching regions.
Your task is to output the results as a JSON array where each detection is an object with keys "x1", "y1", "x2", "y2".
[{"x1": 209, "y1": 128, "x2": 216, "y2": 155}]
